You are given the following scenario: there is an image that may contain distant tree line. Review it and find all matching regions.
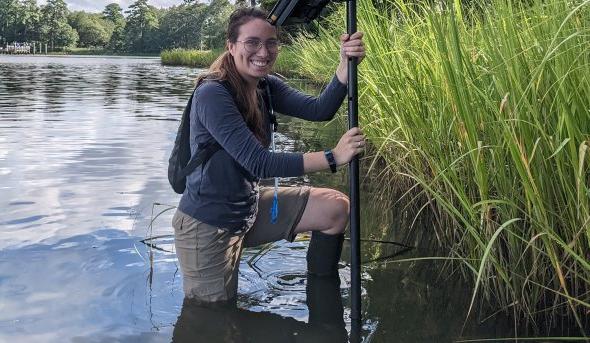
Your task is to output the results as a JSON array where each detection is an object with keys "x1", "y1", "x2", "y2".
[{"x1": 0, "y1": 0, "x2": 242, "y2": 53}]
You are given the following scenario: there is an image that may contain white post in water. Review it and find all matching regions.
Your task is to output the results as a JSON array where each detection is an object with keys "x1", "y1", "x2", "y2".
[
  {"x1": 45, "y1": 43, "x2": 47, "y2": 55},
  {"x1": 33, "y1": 42, "x2": 35, "y2": 55}
]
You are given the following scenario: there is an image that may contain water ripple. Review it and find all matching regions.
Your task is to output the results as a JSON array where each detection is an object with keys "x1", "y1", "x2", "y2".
[{"x1": 1, "y1": 215, "x2": 48, "y2": 225}]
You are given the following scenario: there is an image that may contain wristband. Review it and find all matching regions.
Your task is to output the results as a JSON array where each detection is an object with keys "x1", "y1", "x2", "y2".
[{"x1": 324, "y1": 150, "x2": 337, "y2": 173}]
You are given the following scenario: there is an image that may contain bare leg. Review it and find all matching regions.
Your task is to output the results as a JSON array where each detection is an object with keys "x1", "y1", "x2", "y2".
[
  {"x1": 294, "y1": 188, "x2": 349, "y2": 276},
  {"x1": 294, "y1": 187, "x2": 350, "y2": 236}
]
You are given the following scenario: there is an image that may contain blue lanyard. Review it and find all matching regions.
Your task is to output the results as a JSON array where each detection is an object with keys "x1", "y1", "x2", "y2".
[{"x1": 263, "y1": 80, "x2": 279, "y2": 224}]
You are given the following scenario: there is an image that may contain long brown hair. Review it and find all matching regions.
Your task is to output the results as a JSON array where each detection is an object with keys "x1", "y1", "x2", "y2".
[{"x1": 197, "y1": 8, "x2": 273, "y2": 146}]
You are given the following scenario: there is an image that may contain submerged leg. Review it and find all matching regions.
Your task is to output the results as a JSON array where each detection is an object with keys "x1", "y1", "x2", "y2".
[{"x1": 306, "y1": 273, "x2": 344, "y2": 325}]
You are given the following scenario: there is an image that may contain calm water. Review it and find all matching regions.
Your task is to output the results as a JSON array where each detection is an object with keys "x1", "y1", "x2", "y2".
[{"x1": 0, "y1": 55, "x2": 510, "y2": 342}]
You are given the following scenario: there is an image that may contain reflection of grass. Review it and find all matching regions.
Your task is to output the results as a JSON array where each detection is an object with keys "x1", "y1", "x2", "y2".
[
  {"x1": 140, "y1": 203, "x2": 177, "y2": 285},
  {"x1": 293, "y1": 0, "x2": 590, "y2": 333}
]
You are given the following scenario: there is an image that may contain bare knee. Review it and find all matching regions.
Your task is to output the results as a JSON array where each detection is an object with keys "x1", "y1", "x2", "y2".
[
  {"x1": 295, "y1": 188, "x2": 350, "y2": 235},
  {"x1": 323, "y1": 190, "x2": 349, "y2": 235}
]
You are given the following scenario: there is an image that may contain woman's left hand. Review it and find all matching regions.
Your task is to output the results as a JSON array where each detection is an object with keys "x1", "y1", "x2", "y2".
[{"x1": 336, "y1": 31, "x2": 366, "y2": 85}]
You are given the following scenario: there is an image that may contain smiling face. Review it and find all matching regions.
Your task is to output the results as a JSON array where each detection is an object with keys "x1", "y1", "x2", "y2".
[{"x1": 228, "y1": 18, "x2": 278, "y2": 86}]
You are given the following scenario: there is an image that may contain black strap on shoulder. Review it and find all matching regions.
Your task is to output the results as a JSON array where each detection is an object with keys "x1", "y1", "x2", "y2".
[
  {"x1": 180, "y1": 141, "x2": 221, "y2": 178},
  {"x1": 260, "y1": 77, "x2": 278, "y2": 132},
  {"x1": 180, "y1": 78, "x2": 276, "y2": 178},
  {"x1": 178, "y1": 79, "x2": 231, "y2": 178}
]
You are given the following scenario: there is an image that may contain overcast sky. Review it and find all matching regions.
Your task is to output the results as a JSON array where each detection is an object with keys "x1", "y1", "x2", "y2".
[{"x1": 37, "y1": 0, "x2": 186, "y2": 13}]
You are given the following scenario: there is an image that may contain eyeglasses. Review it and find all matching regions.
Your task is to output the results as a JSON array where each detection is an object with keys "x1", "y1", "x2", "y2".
[{"x1": 236, "y1": 39, "x2": 281, "y2": 54}]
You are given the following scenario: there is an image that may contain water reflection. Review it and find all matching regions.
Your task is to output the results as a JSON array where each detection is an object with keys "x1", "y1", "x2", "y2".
[
  {"x1": 102, "y1": 65, "x2": 121, "y2": 107},
  {"x1": 0, "y1": 56, "x2": 193, "y2": 248},
  {"x1": 173, "y1": 274, "x2": 347, "y2": 343},
  {"x1": 0, "y1": 230, "x2": 178, "y2": 342},
  {"x1": 41, "y1": 64, "x2": 67, "y2": 114}
]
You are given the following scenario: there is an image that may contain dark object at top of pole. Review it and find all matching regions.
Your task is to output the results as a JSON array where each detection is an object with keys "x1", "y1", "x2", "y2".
[{"x1": 267, "y1": 0, "x2": 331, "y2": 26}]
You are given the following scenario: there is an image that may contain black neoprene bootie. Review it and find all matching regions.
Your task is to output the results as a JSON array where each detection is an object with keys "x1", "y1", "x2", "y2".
[
  {"x1": 306, "y1": 274, "x2": 345, "y2": 327},
  {"x1": 306, "y1": 231, "x2": 344, "y2": 276},
  {"x1": 306, "y1": 273, "x2": 348, "y2": 342}
]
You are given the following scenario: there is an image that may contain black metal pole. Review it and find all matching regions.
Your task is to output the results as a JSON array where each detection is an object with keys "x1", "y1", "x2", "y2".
[{"x1": 347, "y1": 0, "x2": 362, "y2": 329}]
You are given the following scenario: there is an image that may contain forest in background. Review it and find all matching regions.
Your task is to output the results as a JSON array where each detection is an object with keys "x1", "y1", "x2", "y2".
[{"x1": 0, "y1": 0, "x2": 279, "y2": 53}]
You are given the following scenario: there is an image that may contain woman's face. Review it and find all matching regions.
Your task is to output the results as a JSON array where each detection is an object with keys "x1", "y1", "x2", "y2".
[{"x1": 228, "y1": 18, "x2": 278, "y2": 85}]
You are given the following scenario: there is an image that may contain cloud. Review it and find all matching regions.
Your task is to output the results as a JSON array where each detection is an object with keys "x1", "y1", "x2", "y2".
[{"x1": 38, "y1": 0, "x2": 186, "y2": 13}]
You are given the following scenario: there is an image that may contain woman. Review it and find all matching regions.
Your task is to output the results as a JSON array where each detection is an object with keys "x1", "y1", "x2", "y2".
[{"x1": 172, "y1": 7, "x2": 366, "y2": 304}]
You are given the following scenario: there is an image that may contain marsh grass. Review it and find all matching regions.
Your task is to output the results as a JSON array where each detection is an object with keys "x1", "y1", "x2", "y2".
[
  {"x1": 293, "y1": 0, "x2": 590, "y2": 333},
  {"x1": 160, "y1": 47, "x2": 306, "y2": 78},
  {"x1": 161, "y1": 48, "x2": 221, "y2": 68}
]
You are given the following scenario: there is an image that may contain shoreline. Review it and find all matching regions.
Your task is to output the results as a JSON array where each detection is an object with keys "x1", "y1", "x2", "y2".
[
  {"x1": 0, "y1": 54, "x2": 160, "y2": 59},
  {"x1": 160, "y1": 48, "x2": 313, "y2": 81}
]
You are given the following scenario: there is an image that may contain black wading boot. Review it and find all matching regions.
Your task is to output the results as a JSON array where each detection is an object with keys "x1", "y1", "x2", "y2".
[
  {"x1": 306, "y1": 231, "x2": 344, "y2": 276},
  {"x1": 306, "y1": 270, "x2": 347, "y2": 341}
]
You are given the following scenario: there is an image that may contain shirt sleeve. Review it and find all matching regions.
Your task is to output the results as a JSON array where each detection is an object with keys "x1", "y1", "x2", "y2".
[
  {"x1": 268, "y1": 74, "x2": 347, "y2": 121},
  {"x1": 194, "y1": 81, "x2": 304, "y2": 179}
]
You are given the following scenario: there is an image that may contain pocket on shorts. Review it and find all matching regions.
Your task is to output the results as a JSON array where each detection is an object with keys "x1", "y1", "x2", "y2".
[
  {"x1": 173, "y1": 211, "x2": 199, "y2": 252},
  {"x1": 172, "y1": 210, "x2": 184, "y2": 230}
]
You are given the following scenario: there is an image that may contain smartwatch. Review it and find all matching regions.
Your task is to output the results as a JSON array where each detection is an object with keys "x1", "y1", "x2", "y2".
[{"x1": 324, "y1": 150, "x2": 337, "y2": 173}]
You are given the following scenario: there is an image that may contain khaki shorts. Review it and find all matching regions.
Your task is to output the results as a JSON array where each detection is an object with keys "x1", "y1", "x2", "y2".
[{"x1": 172, "y1": 186, "x2": 310, "y2": 303}]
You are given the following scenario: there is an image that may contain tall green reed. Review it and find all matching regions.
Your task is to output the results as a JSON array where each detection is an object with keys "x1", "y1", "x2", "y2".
[{"x1": 293, "y1": 0, "x2": 590, "y2": 331}]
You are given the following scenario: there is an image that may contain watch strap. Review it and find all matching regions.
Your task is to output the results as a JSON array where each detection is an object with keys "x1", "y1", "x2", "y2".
[{"x1": 324, "y1": 150, "x2": 337, "y2": 173}]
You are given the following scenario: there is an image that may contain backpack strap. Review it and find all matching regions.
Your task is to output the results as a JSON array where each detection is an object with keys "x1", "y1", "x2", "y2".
[
  {"x1": 180, "y1": 78, "x2": 275, "y2": 179},
  {"x1": 177, "y1": 80, "x2": 231, "y2": 178},
  {"x1": 179, "y1": 141, "x2": 221, "y2": 178},
  {"x1": 260, "y1": 77, "x2": 278, "y2": 132}
]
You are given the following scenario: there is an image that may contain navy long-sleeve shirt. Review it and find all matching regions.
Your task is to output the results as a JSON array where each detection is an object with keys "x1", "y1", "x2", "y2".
[{"x1": 178, "y1": 74, "x2": 347, "y2": 231}]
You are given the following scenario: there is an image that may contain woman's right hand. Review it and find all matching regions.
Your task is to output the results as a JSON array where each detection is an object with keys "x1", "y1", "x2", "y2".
[{"x1": 333, "y1": 127, "x2": 365, "y2": 165}]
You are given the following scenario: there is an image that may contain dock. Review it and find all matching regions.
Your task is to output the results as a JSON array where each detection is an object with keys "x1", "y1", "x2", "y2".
[{"x1": 0, "y1": 43, "x2": 48, "y2": 54}]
